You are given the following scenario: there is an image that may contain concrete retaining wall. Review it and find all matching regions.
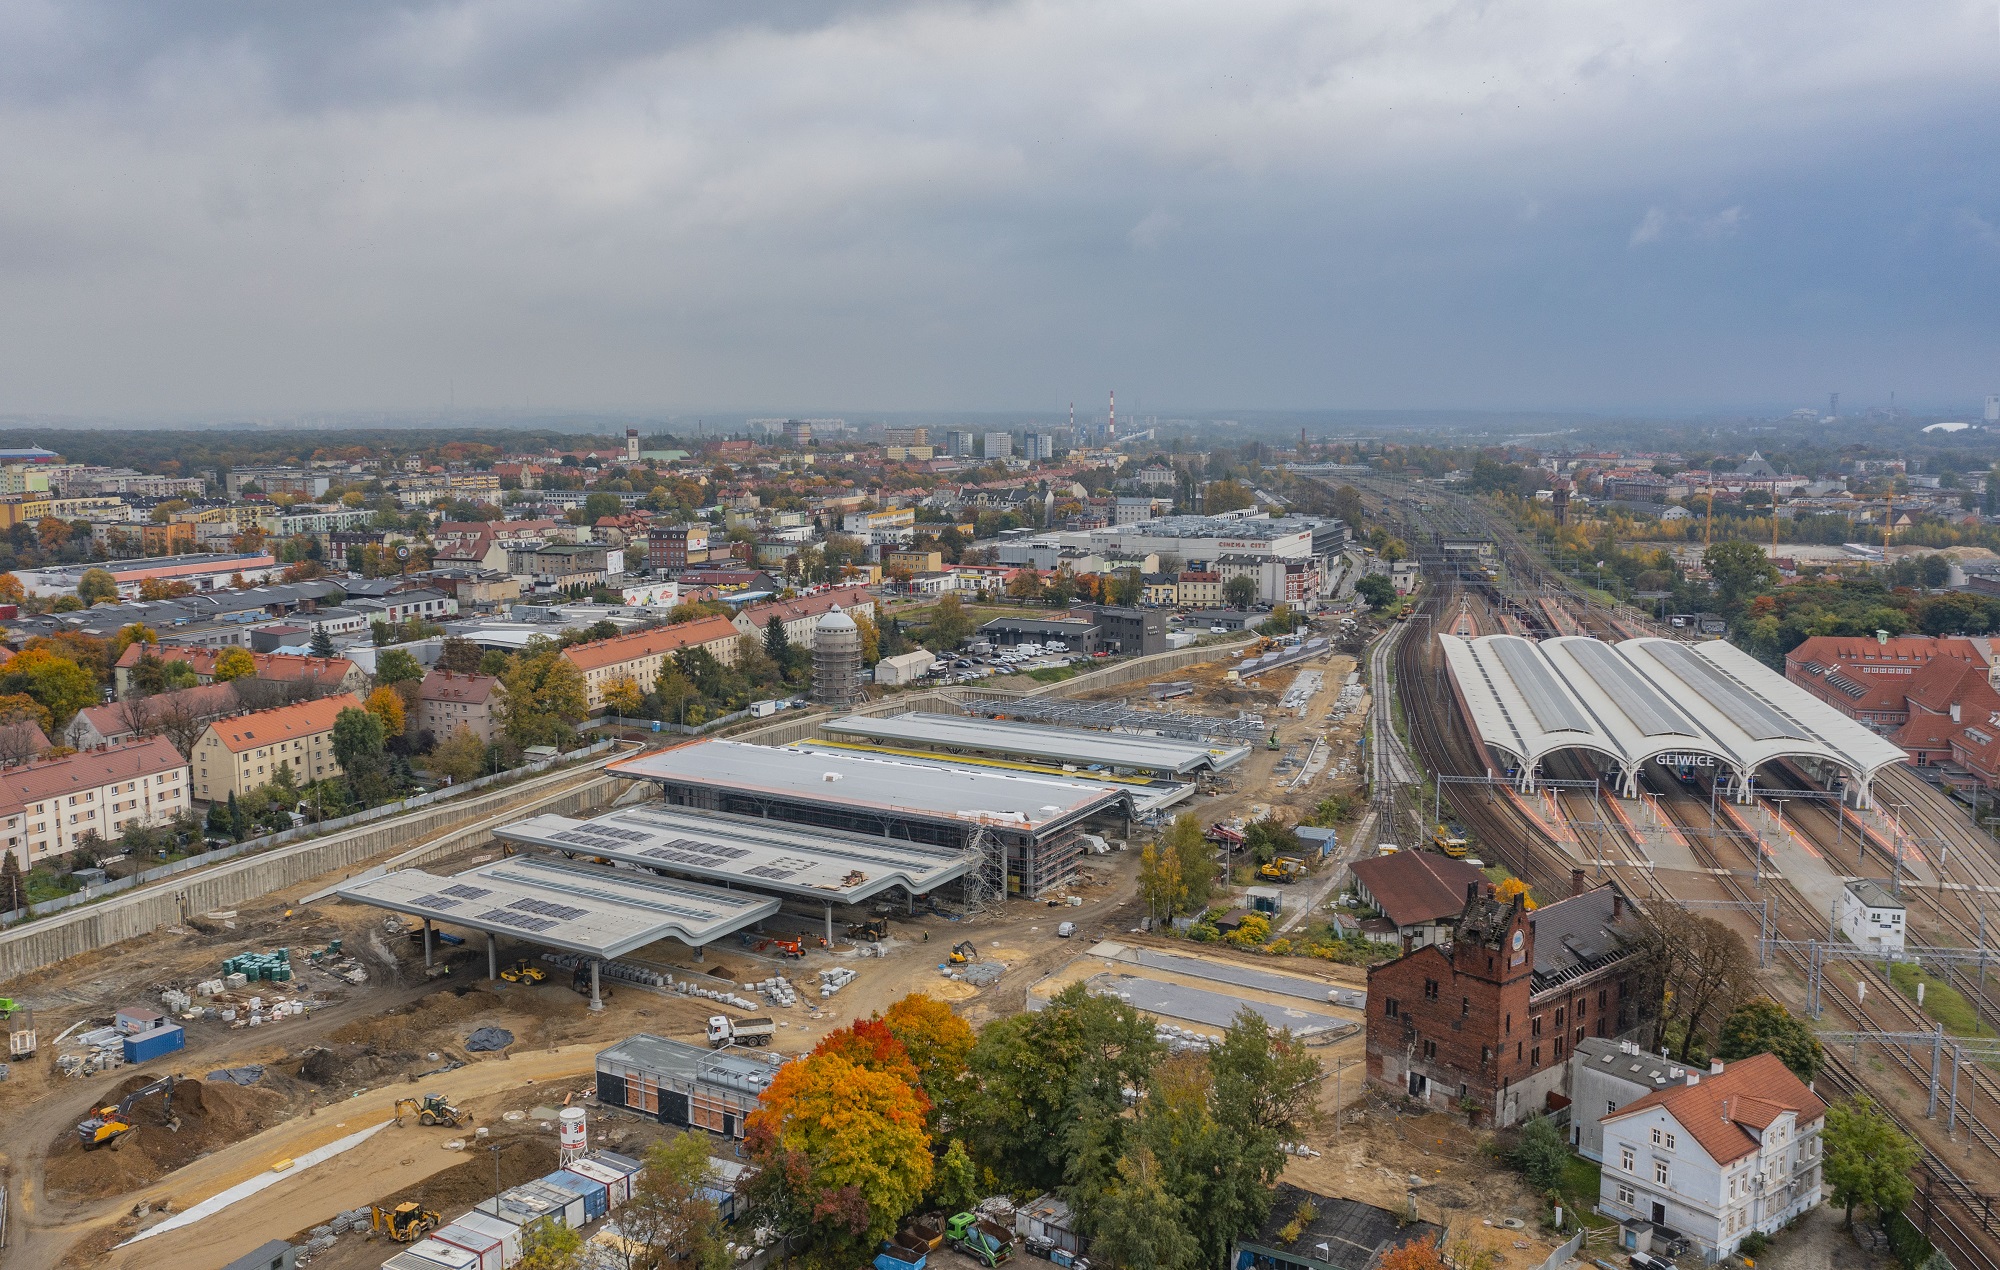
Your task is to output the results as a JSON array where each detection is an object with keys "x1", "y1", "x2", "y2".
[{"x1": 0, "y1": 762, "x2": 620, "y2": 986}]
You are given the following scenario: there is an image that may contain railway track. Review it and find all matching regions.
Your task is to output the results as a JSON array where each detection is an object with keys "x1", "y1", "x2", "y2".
[{"x1": 1643, "y1": 768, "x2": 2000, "y2": 1266}]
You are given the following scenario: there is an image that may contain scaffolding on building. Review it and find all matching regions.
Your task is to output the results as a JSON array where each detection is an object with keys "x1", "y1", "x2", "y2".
[{"x1": 956, "y1": 694, "x2": 1267, "y2": 744}]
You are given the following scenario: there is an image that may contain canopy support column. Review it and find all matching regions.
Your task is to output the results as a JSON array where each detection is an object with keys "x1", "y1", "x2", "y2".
[
  {"x1": 423, "y1": 918, "x2": 433, "y2": 968},
  {"x1": 590, "y1": 959, "x2": 603, "y2": 1012},
  {"x1": 487, "y1": 932, "x2": 498, "y2": 980}
]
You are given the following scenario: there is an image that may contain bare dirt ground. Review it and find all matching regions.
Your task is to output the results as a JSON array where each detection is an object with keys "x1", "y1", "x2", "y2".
[
  {"x1": 2, "y1": 636, "x2": 1390, "y2": 1267},
  {"x1": 1754, "y1": 1205, "x2": 1896, "y2": 1270}
]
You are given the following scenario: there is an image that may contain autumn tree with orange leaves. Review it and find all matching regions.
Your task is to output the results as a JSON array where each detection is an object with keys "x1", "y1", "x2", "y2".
[
  {"x1": 745, "y1": 1024, "x2": 933, "y2": 1266},
  {"x1": 881, "y1": 993, "x2": 975, "y2": 1128}
]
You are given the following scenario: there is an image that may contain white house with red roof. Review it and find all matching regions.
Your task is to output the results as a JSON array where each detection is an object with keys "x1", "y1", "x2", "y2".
[{"x1": 1597, "y1": 1051, "x2": 1826, "y2": 1260}]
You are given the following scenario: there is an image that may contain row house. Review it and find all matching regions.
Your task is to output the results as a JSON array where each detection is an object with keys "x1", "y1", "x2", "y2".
[
  {"x1": 561, "y1": 616, "x2": 745, "y2": 710},
  {"x1": 113, "y1": 643, "x2": 367, "y2": 698},
  {"x1": 413, "y1": 670, "x2": 506, "y2": 745},
  {"x1": 192, "y1": 693, "x2": 363, "y2": 802},
  {"x1": 732, "y1": 586, "x2": 877, "y2": 650},
  {"x1": 0, "y1": 737, "x2": 191, "y2": 870}
]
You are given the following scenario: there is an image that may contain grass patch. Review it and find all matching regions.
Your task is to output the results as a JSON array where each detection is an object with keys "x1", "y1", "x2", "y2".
[
  {"x1": 1559, "y1": 1156, "x2": 1614, "y2": 1229},
  {"x1": 1888, "y1": 961, "x2": 1998, "y2": 1038},
  {"x1": 1024, "y1": 664, "x2": 1084, "y2": 685}
]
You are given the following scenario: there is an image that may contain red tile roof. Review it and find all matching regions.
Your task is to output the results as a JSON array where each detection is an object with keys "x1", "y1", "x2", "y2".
[
  {"x1": 116, "y1": 643, "x2": 355, "y2": 686},
  {"x1": 0, "y1": 736, "x2": 186, "y2": 816},
  {"x1": 205, "y1": 693, "x2": 363, "y2": 754},
  {"x1": 73, "y1": 683, "x2": 241, "y2": 739},
  {"x1": 740, "y1": 585, "x2": 874, "y2": 626},
  {"x1": 561, "y1": 616, "x2": 743, "y2": 674},
  {"x1": 1602, "y1": 1052, "x2": 1825, "y2": 1166},
  {"x1": 416, "y1": 669, "x2": 501, "y2": 705}
]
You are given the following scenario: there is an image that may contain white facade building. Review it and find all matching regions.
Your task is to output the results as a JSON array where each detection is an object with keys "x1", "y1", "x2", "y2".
[
  {"x1": 1837, "y1": 879, "x2": 1906, "y2": 953},
  {"x1": 1597, "y1": 1053, "x2": 1825, "y2": 1262}
]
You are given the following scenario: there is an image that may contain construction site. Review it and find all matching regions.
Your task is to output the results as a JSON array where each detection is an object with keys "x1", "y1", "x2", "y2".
[{"x1": 0, "y1": 624, "x2": 1393, "y2": 1270}]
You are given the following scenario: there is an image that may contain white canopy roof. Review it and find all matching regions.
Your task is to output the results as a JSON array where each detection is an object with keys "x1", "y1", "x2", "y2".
[{"x1": 1440, "y1": 632, "x2": 1906, "y2": 788}]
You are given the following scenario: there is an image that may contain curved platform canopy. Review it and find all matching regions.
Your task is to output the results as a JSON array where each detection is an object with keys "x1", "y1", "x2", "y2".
[{"x1": 1438, "y1": 632, "x2": 1906, "y2": 804}]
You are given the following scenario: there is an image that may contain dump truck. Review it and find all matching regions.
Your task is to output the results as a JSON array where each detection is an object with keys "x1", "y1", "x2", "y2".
[
  {"x1": 707, "y1": 1015, "x2": 776, "y2": 1048},
  {"x1": 394, "y1": 1092, "x2": 470, "y2": 1128},
  {"x1": 372, "y1": 1202, "x2": 442, "y2": 1242},
  {"x1": 946, "y1": 1214, "x2": 1014, "y2": 1267}
]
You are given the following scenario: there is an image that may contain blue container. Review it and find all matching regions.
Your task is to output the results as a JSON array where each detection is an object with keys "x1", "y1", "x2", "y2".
[
  {"x1": 545, "y1": 1169, "x2": 609, "y2": 1221},
  {"x1": 123, "y1": 1024, "x2": 185, "y2": 1065}
]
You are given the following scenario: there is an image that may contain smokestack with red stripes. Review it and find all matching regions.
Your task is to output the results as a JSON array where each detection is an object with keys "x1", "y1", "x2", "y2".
[{"x1": 1108, "y1": 390, "x2": 1116, "y2": 439}]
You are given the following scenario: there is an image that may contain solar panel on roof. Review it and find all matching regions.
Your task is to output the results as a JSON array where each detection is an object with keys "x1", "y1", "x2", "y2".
[
  {"x1": 1490, "y1": 638, "x2": 1595, "y2": 734},
  {"x1": 1568, "y1": 640, "x2": 1699, "y2": 737},
  {"x1": 413, "y1": 894, "x2": 461, "y2": 910},
  {"x1": 479, "y1": 907, "x2": 556, "y2": 932},
  {"x1": 440, "y1": 884, "x2": 491, "y2": 900},
  {"x1": 511, "y1": 897, "x2": 587, "y2": 921},
  {"x1": 745, "y1": 865, "x2": 797, "y2": 880},
  {"x1": 1648, "y1": 642, "x2": 1806, "y2": 741}
]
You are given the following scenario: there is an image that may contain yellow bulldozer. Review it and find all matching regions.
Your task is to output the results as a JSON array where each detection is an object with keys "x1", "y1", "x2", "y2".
[
  {"x1": 499, "y1": 959, "x2": 545, "y2": 984},
  {"x1": 393, "y1": 1091, "x2": 470, "y2": 1128},
  {"x1": 372, "y1": 1202, "x2": 442, "y2": 1242}
]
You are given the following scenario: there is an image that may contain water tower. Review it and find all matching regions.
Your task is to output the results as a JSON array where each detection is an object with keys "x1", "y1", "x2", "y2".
[{"x1": 811, "y1": 606, "x2": 865, "y2": 708}]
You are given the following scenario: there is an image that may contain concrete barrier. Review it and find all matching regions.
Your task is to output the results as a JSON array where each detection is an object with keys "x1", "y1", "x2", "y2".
[{"x1": 0, "y1": 759, "x2": 624, "y2": 986}]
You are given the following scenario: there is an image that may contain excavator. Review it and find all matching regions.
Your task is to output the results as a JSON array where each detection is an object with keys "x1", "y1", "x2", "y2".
[
  {"x1": 76, "y1": 1075, "x2": 179, "y2": 1149},
  {"x1": 1258, "y1": 856, "x2": 1306, "y2": 884},
  {"x1": 372, "y1": 1202, "x2": 443, "y2": 1243},
  {"x1": 499, "y1": 959, "x2": 545, "y2": 984},
  {"x1": 393, "y1": 1092, "x2": 470, "y2": 1128},
  {"x1": 948, "y1": 941, "x2": 978, "y2": 965}
]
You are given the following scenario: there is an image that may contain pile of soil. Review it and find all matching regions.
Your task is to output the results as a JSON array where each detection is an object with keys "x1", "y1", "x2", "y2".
[
  {"x1": 45, "y1": 1075, "x2": 285, "y2": 1200},
  {"x1": 296, "y1": 1042, "x2": 421, "y2": 1088}
]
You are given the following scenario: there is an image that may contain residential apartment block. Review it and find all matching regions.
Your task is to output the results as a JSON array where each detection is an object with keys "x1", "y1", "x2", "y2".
[
  {"x1": 192, "y1": 693, "x2": 363, "y2": 802},
  {"x1": 561, "y1": 616, "x2": 745, "y2": 710},
  {"x1": 0, "y1": 737, "x2": 191, "y2": 870},
  {"x1": 413, "y1": 670, "x2": 506, "y2": 745}
]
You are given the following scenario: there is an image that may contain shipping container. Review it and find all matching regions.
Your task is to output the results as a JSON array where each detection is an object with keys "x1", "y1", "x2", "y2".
[
  {"x1": 519, "y1": 1180, "x2": 586, "y2": 1229},
  {"x1": 383, "y1": 1241, "x2": 479, "y2": 1270},
  {"x1": 563, "y1": 1157, "x2": 631, "y2": 1208},
  {"x1": 123, "y1": 1023, "x2": 185, "y2": 1065},
  {"x1": 431, "y1": 1224, "x2": 506, "y2": 1270},
  {"x1": 543, "y1": 1170, "x2": 608, "y2": 1221},
  {"x1": 474, "y1": 1186, "x2": 566, "y2": 1230},
  {"x1": 447, "y1": 1212, "x2": 523, "y2": 1266}
]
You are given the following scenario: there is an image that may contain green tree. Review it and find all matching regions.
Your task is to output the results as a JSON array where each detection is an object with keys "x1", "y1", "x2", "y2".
[
  {"x1": 583, "y1": 491, "x2": 623, "y2": 523},
  {"x1": 76, "y1": 567, "x2": 119, "y2": 605},
  {"x1": 764, "y1": 615, "x2": 794, "y2": 672},
  {"x1": 1355, "y1": 573, "x2": 1397, "y2": 609},
  {"x1": 501, "y1": 646, "x2": 589, "y2": 748},
  {"x1": 1138, "y1": 840, "x2": 1188, "y2": 924},
  {"x1": 961, "y1": 981, "x2": 1162, "y2": 1193},
  {"x1": 429, "y1": 725, "x2": 488, "y2": 783},
  {"x1": 331, "y1": 706, "x2": 388, "y2": 779},
  {"x1": 162, "y1": 660, "x2": 199, "y2": 691},
  {"x1": 1085, "y1": 1147, "x2": 1200, "y2": 1270},
  {"x1": 226, "y1": 790, "x2": 246, "y2": 842},
  {"x1": 308, "y1": 627, "x2": 335, "y2": 659},
  {"x1": 1704, "y1": 540, "x2": 1779, "y2": 612},
  {"x1": 438, "y1": 635, "x2": 485, "y2": 673},
  {"x1": 1717, "y1": 999, "x2": 1825, "y2": 1082},
  {"x1": 0, "y1": 852, "x2": 23, "y2": 912},
  {"x1": 932, "y1": 1138, "x2": 980, "y2": 1214},
  {"x1": 611, "y1": 1133, "x2": 728, "y2": 1270},
  {"x1": 374, "y1": 647, "x2": 424, "y2": 686},
  {"x1": 518, "y1": 1216, "x2": 585, "y2": 1270},
  {"x1": 1510, "y1": 1114, "x2": 1570, "y2": 1189},
  {"x1": 1825, "y1": 1095, "x2": 1918, "y2": 1227},
  {"x1": 1222, "y1": 575, "x2": 1259, "y2": 609},
  {"x1": 1165, "y1": 813, "x2": 1215, "y2": 913},
  {"x1": 928, "y1": 594, "x2": 973, "y2": 648}
]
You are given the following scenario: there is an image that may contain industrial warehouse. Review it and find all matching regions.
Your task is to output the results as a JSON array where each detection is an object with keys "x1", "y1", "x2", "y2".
[
  {"x1": 608, "y1": 738, "x2": 1139, "y2": 897},
  {"x1": 1439, "y1": 632, "x2": 1906, "y2": 803}
]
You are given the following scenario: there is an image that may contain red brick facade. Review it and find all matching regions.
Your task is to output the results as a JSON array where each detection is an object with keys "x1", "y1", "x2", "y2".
[{"x1": 1366, "y1": 883, "x2": 1648, "y2": 1126}]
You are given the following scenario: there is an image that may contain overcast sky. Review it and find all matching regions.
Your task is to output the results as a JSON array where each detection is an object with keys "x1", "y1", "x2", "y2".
[{"x1": 2, "y1": 0, "x2": 1997, "y2": 418}]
